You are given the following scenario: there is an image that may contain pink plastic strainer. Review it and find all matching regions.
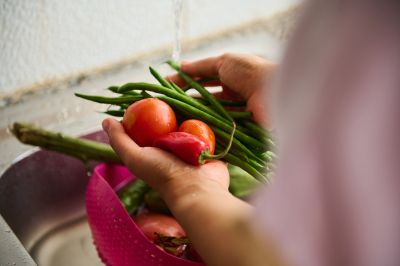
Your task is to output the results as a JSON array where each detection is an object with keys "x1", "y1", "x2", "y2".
[{"x1": 86, "y1": 163, "x2": 204, "y2": 266}]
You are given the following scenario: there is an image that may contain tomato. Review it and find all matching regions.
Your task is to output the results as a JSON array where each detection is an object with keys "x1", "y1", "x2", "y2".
[
  {"x1": 134, "y1": 211, "x2": 186, "y2": 242},
  {"x1": 122, "y1": 99, "x2": 177, "y2": 147},
  {"x1": 178, "y1": 119, "x2": 215, "y2": 154}
]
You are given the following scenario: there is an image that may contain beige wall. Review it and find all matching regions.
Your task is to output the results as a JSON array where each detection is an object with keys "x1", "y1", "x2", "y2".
[{"x1": 0, "y1": 0, "x2": 298, "y2": 95}]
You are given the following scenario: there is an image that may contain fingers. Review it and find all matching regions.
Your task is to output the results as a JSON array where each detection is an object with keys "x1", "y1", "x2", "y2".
[
  {"x1": 102, "y1": 118, "x2": 190, "y2": 190},
  {"x1": 102, "y1": 118, "x2": 141, "y2": 166},
  {"x1": 166, "y1": 73, "x2": 187, "y2": 88},
  {"x1": 181, "y1": 56, "x2": 221, "y2": 77},
  {"x1": 102, "y1": 118, "x2": 230, "y2": 195},
  {"x1": 166, "y1": 56, "x2": 222, "y2": 87}
]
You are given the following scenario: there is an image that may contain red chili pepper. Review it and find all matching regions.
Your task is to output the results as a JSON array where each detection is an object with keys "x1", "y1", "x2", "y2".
[
  {"x1": 153, "y1": 123, "x2": 236, "y2": 166},
  {"x1": 153, "y1": 132, "x2": 210, "y2": 165}
]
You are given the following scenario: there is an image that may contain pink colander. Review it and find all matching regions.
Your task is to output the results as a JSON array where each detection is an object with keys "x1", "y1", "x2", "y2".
[{"x1": 86, "y1": 163, "x2": 204, "y2": 266}]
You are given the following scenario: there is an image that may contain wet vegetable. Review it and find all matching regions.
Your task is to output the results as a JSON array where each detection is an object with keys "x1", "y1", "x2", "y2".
[
  {"x1": 118, "y1": 179, "x2": 151, "y2": 215},
  {"x1": 122, "y1": 98, "x2": 177, "y2": 147},
  {"x1": 179, "y1": 119, "x2": 216, "y2": 155},
  {"x1": 153, "y1": 132, "x2": 211, "y2": 165},
  {"x1": 134, "y1": 211, "x2": 186, "y2": 242}
]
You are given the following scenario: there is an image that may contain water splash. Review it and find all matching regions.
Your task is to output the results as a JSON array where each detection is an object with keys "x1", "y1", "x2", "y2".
[{"x1": 172, "y1": 0, "x2": 183, "y2": 62}]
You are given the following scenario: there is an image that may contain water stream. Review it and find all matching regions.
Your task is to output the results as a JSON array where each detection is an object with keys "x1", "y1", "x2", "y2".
[{"x1": 172, "y1": 0, "x2": 183, "y2": 62}]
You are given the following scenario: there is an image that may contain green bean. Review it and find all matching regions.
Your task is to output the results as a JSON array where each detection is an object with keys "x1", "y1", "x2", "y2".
[
  {"x1": 194, "y1": 97, "x2": 246, "y2": 107},
  {"x1": 211, "y1": 126, "x2": 266, "y2": 165},
  {"x1": 215, "y1": 147, "x2": 268, "y2": 182},
  {"x1": 169, "y1": 81, "x2": 186, "y2": 94},
  {"x1": 166, "y1": 60, "x2": 233, "y2": 122},
  {"x1": 148, "y1": 66, "x2": 185, "y2": 96},
  {"x1": 104, "y1": 110, "x2": 125, "y2": 117},
  {"x1": 228, "y1": 164, "x2": 260, "y2": 198},
  {"x1": 75, "y1": 93, "x2": 142, "y2": 104},
  {"x1": 118, "y1": 179, "x2": 151, "y2": 215},
  {"x1": 241, "y1": 120, "x2": 269, "y2": 139},
  {"x1": 108, "y1": 86, "x2": 141, "y2": 96},
  {"x1": 215, "y1": 99, "x2": 246, "y2": 107},
  {"x1": 183, "y1": 76, "x2": 220, "y2": 91},
  {"x1": 158, "y1": 95, "x2": 265, "y2": 151},
  {"x1": 118, "y1": 82, "x2": 226, "y2": 122},
  {"x1": 78, "y1": 86, "x2": 266, "y2": 151},
  {"x1": 228, "y1": 111, "x2": 252, "y2": 120},
  {"x1": 215, "y1": 138, "x2": 265, "y2": 172}
]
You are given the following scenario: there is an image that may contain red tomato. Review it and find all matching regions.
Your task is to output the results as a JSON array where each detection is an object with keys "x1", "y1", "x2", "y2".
[
  {"x1": 134, "y1": 211, "x2": 186, "y2": 242},
  {"x1": 122, "y1": 99, "x2": 177, "y2": 147},
  {"x1": 178, "y1": 119, "x2": 216, "y2": 154}
]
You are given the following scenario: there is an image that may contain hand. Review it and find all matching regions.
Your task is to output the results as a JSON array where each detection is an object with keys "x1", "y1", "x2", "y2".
[
  {"x1": 102, "y1": 118, "x2": 230, "y2": 207},
  {"x1": 102, "y1": 97, "x2": 281, "y2": 266},
  {"x1": 102, "y1": 118, "x2": 271, "y2": 266},
  {"x1": 167, "y1": 53, "x2": 277, "y2": 126}
]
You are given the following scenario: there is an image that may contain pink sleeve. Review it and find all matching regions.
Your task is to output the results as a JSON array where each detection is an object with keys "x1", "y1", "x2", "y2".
[{"x1": 253, "y1": 1, "x2": 400, "y2": 266}]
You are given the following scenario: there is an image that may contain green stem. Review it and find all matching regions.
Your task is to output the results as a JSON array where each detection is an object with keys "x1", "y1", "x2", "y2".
[
  {"x1": 149, "y1": 66, "x2": 185, "y2": 95},
  {"x1": 118, "y1": 179, "x2": 150, "y2": 215},
  {"x1": 75, "y1": 93, "x2": 142, "y2": 104},
  {"x1": 182, "y1": 76, "x2": 220, "y2": 91},
  {"x1": 11, "y1": 123, "x2": 121, "y2": 163},
  {"x1": 228, "y1": 111, "x2": 252, "y2": 120},
  {"x1": 217, "y1": 150, "x2": 268, "y2": 183},
  {"x1": 200, "y1": 122, "x2": 236, "y2": 163},
  {"x1": 169, "y1": 81, "x2": 186, "y2": 94},
  {"x1": 194, "y1": 97, "x2": 246, "y2": 107}
]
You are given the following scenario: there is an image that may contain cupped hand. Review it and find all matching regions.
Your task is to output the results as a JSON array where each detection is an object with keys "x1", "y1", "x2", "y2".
[
  {"x1": 102, "y1": 118, "x2": 230, "y2": 205},
  {"x1": 167, "y1": 53, "x2": 276, "y2": 126}
]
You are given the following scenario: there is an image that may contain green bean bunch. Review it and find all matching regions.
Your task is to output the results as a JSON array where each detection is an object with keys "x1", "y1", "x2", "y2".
[{"x1": 75, "y1": 61, "x2": 274, "y2": 182}]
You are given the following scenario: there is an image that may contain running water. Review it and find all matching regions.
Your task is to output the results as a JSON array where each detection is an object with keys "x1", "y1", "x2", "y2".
[{"x1": 172, "y1": 0, "x2": 183, "y2": 62}]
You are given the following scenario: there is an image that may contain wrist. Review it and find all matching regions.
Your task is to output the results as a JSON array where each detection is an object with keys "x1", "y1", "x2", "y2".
[{"x1": 162, "y1": 178, "x2": 231, "y2": 215}]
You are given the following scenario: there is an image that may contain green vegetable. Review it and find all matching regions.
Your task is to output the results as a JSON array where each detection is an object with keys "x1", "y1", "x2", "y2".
[
  {"x1": 144, "y1": 190, "x2": 170, "y2": 214},
  {"x1": 166, "y1": 60, "x2": 233, "y2": 123},
  {"x1": 11, "y1": 122, "x2": 120, "y2": 164},
  {"x1": 118, "y1": 179, "x2": 151, "y2": 215},
  {"x1": 228, "y1": 164, "x2": 260, "y2": 198}
]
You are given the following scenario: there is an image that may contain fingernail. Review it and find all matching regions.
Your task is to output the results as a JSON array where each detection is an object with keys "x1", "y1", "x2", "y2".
[{"x1": 102, "y1": 119, "x2": 110, "y2": 132}]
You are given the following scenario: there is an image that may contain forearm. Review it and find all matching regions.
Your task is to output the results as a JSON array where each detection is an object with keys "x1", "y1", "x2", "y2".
[{"x1": 163, "y1": 182, "x2": 285, "y2": 266}]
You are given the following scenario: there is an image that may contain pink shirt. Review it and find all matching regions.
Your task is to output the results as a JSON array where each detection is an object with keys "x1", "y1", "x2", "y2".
[{"x1": 253, "y1": 1, "x2": 400, "y2": 265}]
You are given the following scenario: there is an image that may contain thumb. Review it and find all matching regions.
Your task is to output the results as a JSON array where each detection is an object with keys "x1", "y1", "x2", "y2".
[
  {"x1": 102, "y1": 118, "x2": 190, "y2": 190},
  {"x1": 102, "y1": 118, "x2": 141, "y2": 167}
]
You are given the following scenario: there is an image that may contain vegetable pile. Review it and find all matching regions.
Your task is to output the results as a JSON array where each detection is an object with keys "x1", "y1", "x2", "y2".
[{"x1": 75, "y1": 60, "x2": 275, "y2": 182}]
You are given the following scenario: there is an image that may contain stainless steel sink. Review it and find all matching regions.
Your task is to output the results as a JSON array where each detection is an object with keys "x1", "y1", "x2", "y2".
[{"x1": 0, "y1": 131, "x2": 108, "y2": 266}]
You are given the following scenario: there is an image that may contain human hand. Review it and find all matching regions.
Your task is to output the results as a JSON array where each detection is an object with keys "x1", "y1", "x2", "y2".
[
  {"x1": 167, "y1": 53, "x2": 276, "y2": 126},
  {"x1": 102, "y1": 118, "x2": 264, "y2": 266},
  {"x1": 102, "y1": 118, "x2": 230, "y2": 210}
]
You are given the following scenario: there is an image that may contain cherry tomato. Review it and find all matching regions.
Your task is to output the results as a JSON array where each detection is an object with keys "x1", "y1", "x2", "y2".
[
  {"x1": 122, "y1": 98, "x2": 177, "y2": 147},
  {"x1": 178, "y1": 119, "x2": 215, "y2": 154},
  {"x1": 134, "y1": 211, "x2": 186, "y2": 242}
]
